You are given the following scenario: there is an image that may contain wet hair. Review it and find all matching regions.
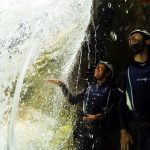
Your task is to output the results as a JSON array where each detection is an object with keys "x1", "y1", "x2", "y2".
[
  {"x1": 141, "y1": 34, "x2": 150, "y2": 51},
  {"x1": 142, "y1": 33, "x2": 150, "y2": 41},
  {"x1": 104, "y1": 64, "x2": 112, "y2": 80}
]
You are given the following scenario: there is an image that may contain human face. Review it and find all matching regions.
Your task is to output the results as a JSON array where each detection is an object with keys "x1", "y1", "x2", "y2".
[
  {"x1": 128, "y1": 33, "x2": 144, "y2": 47},
  {"x1": 128, "y1": 33, "x2": 144, "y2": 54},
  {"x1": 94, "y1": 64, "x2": 106, "y2": 80}
]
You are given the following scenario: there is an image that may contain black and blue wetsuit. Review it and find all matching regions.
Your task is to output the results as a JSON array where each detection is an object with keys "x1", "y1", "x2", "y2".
[
  {"x1": 119, "y1": 60, "x2": 150, "y2": 150},
  {"x1": 59, "y1": 82, "x2": 119, "y2": 150}
]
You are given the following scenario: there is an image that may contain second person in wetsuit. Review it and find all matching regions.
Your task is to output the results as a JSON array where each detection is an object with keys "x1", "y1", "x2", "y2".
[
  {"x1": 119, "y1": 29, "x2": 150, "y2": 150},
  {"x1": 47, "y1": 61, "x2": 119, "y2": 150}
]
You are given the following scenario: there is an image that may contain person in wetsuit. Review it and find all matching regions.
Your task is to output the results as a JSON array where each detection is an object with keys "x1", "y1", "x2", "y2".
[
  {"x1": 47, "y1": 61, "x2": 119, "y2": 150},
  {"x1": 119, "y1": 29, "x2": 150, "y2": 150}
]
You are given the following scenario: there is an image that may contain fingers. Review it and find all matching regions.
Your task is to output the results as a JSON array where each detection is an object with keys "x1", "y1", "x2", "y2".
[
  {"x1": 84, "y1": 115, "x2": 93, "y2": 120},
  {"x1": 47, "y1": 79, "x2": 58, "y2": 83},
  {"x1": 121, "y1": 143, "x2": 125, "y2": 150},
  {"x1": 96, "y1": 113, "x2": 103, "y2": 119},
  {"x1": 127, "y1": 143, "x2": 129, "y2": 150},
  {"x1": 83, "y1": 116, "x2": 86, "y2": 121},
  {"x1": 83, "y1": 114, "x2": 96, "y2": 121},
  {"x1": 120, "y1": 131, "x2": 133, "y2": 150},
  {"x1": 83, "y1": 113, "x2": 104, "y2": 121},
  {"x1": 45, "y1": 79, "x2": 62, "y2": 84},
  {"x1": 121, "y1": 143, "x2": 129, "y2": 150},
  {"x1": 96, "y1": 113, "x2": 101, "y2": 117}
]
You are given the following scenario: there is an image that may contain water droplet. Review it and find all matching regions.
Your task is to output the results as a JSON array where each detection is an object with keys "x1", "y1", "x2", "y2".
[
  {"x1": 110, "y1": 31, "x2": 117, "y2": 41},
  {"x1": 102, "y1": 8, "x2": 105, "y2": 11},
  {"x1": 108, "y1": 3, "x2": 112, "y2": 8},
  {"x1": 125, "y1": 9, "x2": 128, "y2": 14}
]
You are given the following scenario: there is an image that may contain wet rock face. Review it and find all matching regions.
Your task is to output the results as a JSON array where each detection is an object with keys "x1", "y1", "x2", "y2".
[
  {"x1": 71, "y1": 0, "x2": 150, "y2": 87},
  {"x1": 68, "y1": 1, "x2": 150, "y2": 148}
]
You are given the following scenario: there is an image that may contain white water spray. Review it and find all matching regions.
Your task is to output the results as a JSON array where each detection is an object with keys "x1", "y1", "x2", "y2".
[{"x1": 0, "y1": 0, "x2": 92, "y2": 149}]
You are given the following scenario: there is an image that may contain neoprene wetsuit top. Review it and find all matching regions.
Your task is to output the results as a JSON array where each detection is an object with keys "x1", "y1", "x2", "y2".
[
  {"x1": 59, "y1": 82, "x2": 118, "y2": 115},
  {"x1": 119, "y1": 60, "x2": 150, "y2": 128}
]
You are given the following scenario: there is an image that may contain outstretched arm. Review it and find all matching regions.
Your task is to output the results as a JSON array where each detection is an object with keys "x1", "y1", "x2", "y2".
[
  {"x1": 47, "y1": 79, "x2": 63, "y2": 85},
  {"x1": 46, "y1": 79, "x2": 85, "y2": 104}
]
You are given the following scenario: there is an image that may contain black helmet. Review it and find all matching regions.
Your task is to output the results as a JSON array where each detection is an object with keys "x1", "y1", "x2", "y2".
[{"x1": 129, "y1": 29, "x2": 150, "y2": 40}]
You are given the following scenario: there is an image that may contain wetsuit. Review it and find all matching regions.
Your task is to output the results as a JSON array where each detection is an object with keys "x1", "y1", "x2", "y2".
[
  {"x1": 119, "y1": 60, "x2": 150, "y2": 150},
  {"x1": 59, "y1": 82, "x2": 119, "y2": 150}
]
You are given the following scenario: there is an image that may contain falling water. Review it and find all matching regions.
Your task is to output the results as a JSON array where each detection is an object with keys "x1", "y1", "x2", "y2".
[{"x1": 0, "y1": 0, "x2": 92, "y2": 149}]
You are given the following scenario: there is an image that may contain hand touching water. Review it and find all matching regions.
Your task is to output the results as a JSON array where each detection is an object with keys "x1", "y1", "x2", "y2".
[{"x1": 46, "y1": 79, "x2": 63, "y2": 85}]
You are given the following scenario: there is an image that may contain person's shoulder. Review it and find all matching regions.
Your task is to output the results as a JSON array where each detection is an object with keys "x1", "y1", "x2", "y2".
[
  {"x1": 110, "y1": 83, "x2": 118, "y2": 92},
  {"x1": 118, "y1": 68, "x2": 129, "y2": 82},
  {"x1": 120, "y1": 68, "x2": 128, "y2": 76},
  {"x1": 88, "y1": 82, "x2": 96, "y2": 87}
]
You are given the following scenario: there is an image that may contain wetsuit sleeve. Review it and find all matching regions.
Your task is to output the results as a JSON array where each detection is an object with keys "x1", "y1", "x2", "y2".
[
  {"x1": 118, "y1": 71, "x2": 129, "y2": 129},
  {"x1": 104, "y1": 86, "x2": 120, "y2": 129},
  {"x1": 59, "y1": 82, "x2": 85, "y2": 105},
  {"x1": 107, "y1": 86, "x2": 119, "y2": 115}
]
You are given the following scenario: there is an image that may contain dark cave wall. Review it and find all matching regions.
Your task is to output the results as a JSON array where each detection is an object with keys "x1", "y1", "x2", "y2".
[
  {"x1": 69, "y1": 0, "x2": 150, "y2": 90},
  {"x1": 67, "y1": 1, "x2": 150, "y2": 147}
]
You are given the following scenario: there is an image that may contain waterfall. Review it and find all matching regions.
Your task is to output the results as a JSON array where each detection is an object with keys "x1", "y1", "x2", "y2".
[{"x1": 0, "y1": 0, "x2": 92, "y2": 149}]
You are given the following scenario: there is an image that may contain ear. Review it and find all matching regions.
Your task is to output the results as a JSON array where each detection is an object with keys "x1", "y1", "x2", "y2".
[
  {"x1": 105, "y1": 72, "x2": 111, "y2": 77},
  {"x1": 145, "y1": 40, "x2": 150, "y2": 46}
]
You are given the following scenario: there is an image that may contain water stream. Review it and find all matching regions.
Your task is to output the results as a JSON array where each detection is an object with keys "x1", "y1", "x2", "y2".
[{"x1": 0, "y1": 0, "x2": 92, "y2": 149}]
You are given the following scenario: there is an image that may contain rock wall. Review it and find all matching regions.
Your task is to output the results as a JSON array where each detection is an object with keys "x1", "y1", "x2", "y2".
[{"x1": 70, "y1": 0, "x2": 150, "y2": 88}]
